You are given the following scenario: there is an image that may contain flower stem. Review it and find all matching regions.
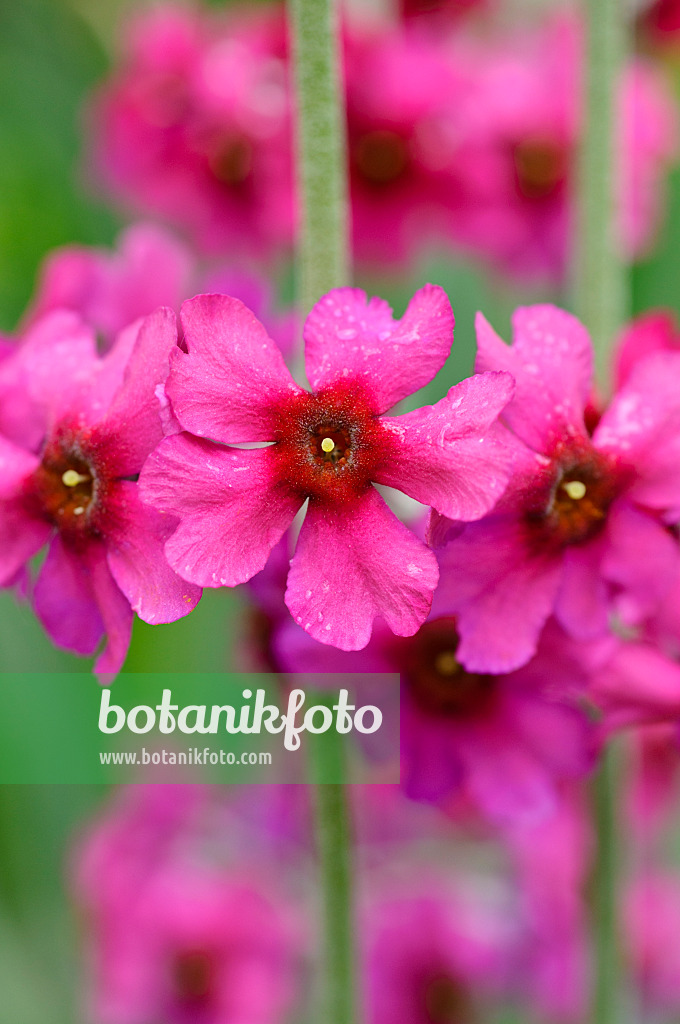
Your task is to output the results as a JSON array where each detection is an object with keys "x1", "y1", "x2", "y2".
[
  {"x1": 574, "y1": 4, "x2": 628, "y2": 1022},
  {"x1": 289, "y1": 0, "x2": 350, "y2": 315},
  {"x1": 574, "y1": 0, "x2": 628, "y2": 389},
  {"x1": 288, "y1": 1, "x2": 356, "y2": 1021}
]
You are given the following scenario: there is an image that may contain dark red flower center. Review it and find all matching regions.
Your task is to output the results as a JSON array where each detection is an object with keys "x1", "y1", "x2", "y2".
[
  {"x1": 354, "y1": 129, "x2": 410, "y2": 186},
  {"x1": 171, "y1": 948, "x2": 217, "y2": 1010},
  {"x1": 273, "y1": 381, "x2": 391, "y2": 505},
  {"x1": 422, "y1": 971, "x2": 476, "y2": 1024},
  {"x1": 528, "y1": 450, "x2": 621, "y2": 547},
  {"x1": 28, "y1": 447, "x2": 98, "y2": 535},
  {"x1": 513, "y1": 136, "x2": 568, "y2": 200},
  {"x1": 395, "y1": 617, "x2": 495, "y2": 718},
  {"x1": 208, "y1": 134, "x2": 254, "y2": 186}
]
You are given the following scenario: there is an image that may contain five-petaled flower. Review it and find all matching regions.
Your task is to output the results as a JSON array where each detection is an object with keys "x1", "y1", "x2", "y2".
[{"x1": 139, "y1": 285, "x2": 514, "y2": 650}]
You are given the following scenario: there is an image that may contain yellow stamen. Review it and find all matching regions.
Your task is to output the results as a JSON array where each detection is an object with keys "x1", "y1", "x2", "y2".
[
  {"x1": 563, "y1": 480, "x2": 586, "y2": 501},
  {"x1": 321, "y1": 437, "x2": 335, "y2": 453},
  {"x1": 435, "y1": 651, "x2": 459, "y2": 677},
  {"x1": 62, "y1": 469, "x2": 90, "y2": 487}
]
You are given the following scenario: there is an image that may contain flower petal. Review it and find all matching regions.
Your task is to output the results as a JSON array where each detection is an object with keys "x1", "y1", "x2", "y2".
[
  {"x1": 94, "y1": 307, "x2": 179, "y2": 475},
  {"x1": 601, "y1": 501, "x2": 680, "y2": 625},
  {"x1": 554, "y1": 538, "x2": 610, "y2": 639},
  {"x1": 594, "y1": 351, "x2": 680, "y2": 512},
  {"x1": 285, "y1": 487, "x2": 439, "y2": 650},
  {"x1": 139, "y1": 434, "x2": 301, "y2": 587},
  {"x1": 33, "y1": 536, "x2": 104, "y2": 655},
  {"x1": 0, "y1": 311, "x2": 98, "y2": 449},
  {"x1": 475, "y1": 305, "x2": 592, "y2": 452},
  {"x1": 89, "y1": 549, "x2": 135, "y2": 682},
  {"x1": 433, "y1": 516, "x2": 562, "y2": 673},
  {"x1": 374, "y1": 372, "x2": 515, "y2": 520},
  {"x1": 105, "y1": 481, "x2": 202, "y2": 625},
  {"x1": 304, "y1": 285, "x2": 454, "y2": 414},
  {"x1": 167, "y1": 294, "x2": 302, "y2": 443}
]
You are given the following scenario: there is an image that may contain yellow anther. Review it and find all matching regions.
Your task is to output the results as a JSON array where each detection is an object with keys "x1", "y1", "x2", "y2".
[
  {"x1": 62, "y1": 469, "x2": 90, "y2": 487},
  {"x1": 562, "y1": 480, "x2": 586, "y2": 501},
  {"x1": 435, "y1": 651, "x2": 459, "y2": 677},
  {"x1": 321, "y1": 437, "x2": 335, "y2": 453}
]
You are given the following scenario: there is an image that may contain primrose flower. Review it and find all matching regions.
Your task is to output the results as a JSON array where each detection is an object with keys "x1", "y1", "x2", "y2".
[
  {"x1": 90, "y1": 5, "x2": 293, "y2": 258},
  {"x1": 366, "y1": 885, "x2": 515, "y2": 1024},
  {"x1": 449, "y1": 16, "x2": 676, "y2": 281},
  {"x1": 430, "y1": 304, "x2": 680, "y2": 673},
  {"x1": 0, "y1": 308, "x2": 201, "y2": 677},
  {"x1": 24, "y1": 222, "x2": 298, "y2": 358},
  {"x1": 614, "y1": 309, "x2": 680, "y2": 389},
  {"x1": 140, "y1": 285, "x2": 513, "y2": 650},
  {"x1": 345, "y1": 28, "x2": 468, "y2": 266},
  {"x1": 73, "y1": 787, "x2": 301, "y2": 1024},
  {"x1": 275, "y1": 604, "x2": 595, "y2": 822}
]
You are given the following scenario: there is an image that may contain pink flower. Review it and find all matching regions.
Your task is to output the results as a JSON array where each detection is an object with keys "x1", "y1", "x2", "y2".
[
  {"x1": 430, "y1": 304, "x2": 680, "y2": 673},
  {"x1": 140, "y1": 285, "x2": 513, "y2": 650},
  {"x1": 345, "y1": 28, "x2": 469, "y2": 266},
  {"x1": 89, "y1": 5, "x2": 293, "y2": 258},
  {"x1": 398, "y1": 0, "x2": 490, "y2": 26},
  {"x1": 639, "y1": 0, "x2": 680, "y2": 43},
  {"x1": 365, "y1": 885, "x2": 515, "y2": 1024},
  {"x1": 449, "y1": 16, "x2": 676, "y2": 281},
  {"x1": 24, "y1": 222, "x2": 298, "y2": 357},
  {"x1": 73, "y1": 787, "x2": 301, "y2": 1024},
  {"x1": 274, "y1": 605, "x2": 595, "y2": 823},
  {"x1": 0, "y1": 308, "x2": 201, "y2": 676}
]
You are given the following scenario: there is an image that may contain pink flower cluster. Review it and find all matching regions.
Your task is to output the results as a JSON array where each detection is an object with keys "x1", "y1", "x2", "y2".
[{"x1": 89, "y1": 4, "x2": 677, "y2": 280}]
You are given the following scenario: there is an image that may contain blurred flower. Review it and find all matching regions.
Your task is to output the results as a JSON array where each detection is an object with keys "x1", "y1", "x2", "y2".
[
  {"x1": 73, "y1": 785, "x2": 302, "y2": 1024},
  {"x1": 398, "y1": 0, "x2": 489, "y2": 26},
  {"x1": 140, "y1": 285, "x2": 514, "y2": 650},
  {"x1": 639, "y1": 0, "x2": 680, "y2": 43},
  {"x1": 345, "y1": 27, "x2": 469, "y2": 266},
  {"x1": 430, "y1": 305, "x2": 680, "y2": 673},
  {"x1": 274, "y1": 602, "x2": 596, "y2": 823},
  {"x1": 449, "y1": 16, "x2": 677, "y2": 282},
  {"x1": 365, "y1": 883, "x2": 515, "y2": 1024},
  {"x1": 0, "y1": 309, "x2": 200, "y2": 676},
  {"x1": 506, "y1": 787, "x2": 592, "y2": 1023},
  {"x1": 90, "y1": 5, "x2": 293, "y2": 258},
  {"x1": 24, "y1": 222, "x2": 298, "y2": 357}
]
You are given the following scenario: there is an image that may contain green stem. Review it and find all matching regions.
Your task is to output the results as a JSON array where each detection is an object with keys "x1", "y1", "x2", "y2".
[
  {"x1": 575, "y1": 4, "x2": 628, "y2": 1022},
  {"x1": 288, "y1": 1, "x2": 355, "y2": 1021},
  {"x1": 591, "y1": 745, "x2": 622, "y2": 1024},
  {"x1": 574, "y1": 0, "x2": 628, "y2": 389},
  {"x1": 289, "y1": 0, "x2": 350, "y2": 315}
]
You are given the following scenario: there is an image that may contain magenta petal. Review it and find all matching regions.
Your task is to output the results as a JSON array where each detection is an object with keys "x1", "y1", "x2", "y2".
[
  {"x1": 304, "y1": 285, "x2": 454, "y2": 414},
  {"x1": 106, "y1": 481, "x2": 201, "y2": 624},
  {"x1": 285, "y1": 487, "x2": 439, "y2": 650},
  {"x1": 375, "y1": 372, "x2": 515, "y2": 520},
  {"x1": 594, "y1": 351, "x2": 680, "y2": 511},
  {"x1": 601, "y1": 501, "x2": 680, "y2": 624},
  {"x1": 0, "y1": 501, "x2": 51, "y2": 588},
  {"x1": 168, "y1": 294, "x2": 302, "y2": 443},
  {"x1": 0, "y1": 311, "x2": 98, "y2": 449},
  {"x1": 89, "y1": 550, "x2": 135, "y2": 681},
  {"x1": 139, "y1": 434, "x2": 301, "y2": 587},
  {"x1": 593, "y1": 643, "x2": 680, "y2": 728},
  {"x1": 94, "y1": 308, "x2": 179, "y2": 475},
  {"x1": 434, "y1": 517, "x2": 562, "y2": 673},
  {"x1": 475, "y1": 305, "x2": 592, "y2": 452},
  {"x1": 33, "y1": 536, "x2": 105, "y2": 655},
  {"x1": 554, "y1": 540, "x2": 610, "y2": 639}
]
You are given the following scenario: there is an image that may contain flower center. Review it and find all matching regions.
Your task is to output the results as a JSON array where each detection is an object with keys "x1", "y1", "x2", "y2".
[
  {"x1": 29, "y1": 446, "x2": 97, "y2": 533},
  {"x1": 513, "y1": 137, "x2": 567, "y2": 200},
  {"x1": 396, "y1": 617, "x2": 495, "y2": 718},
  {"x1": 171, "y1": 948, "x2": 216, "y2": 1009},
  {"x1": 208, "y1": 134, "x2": 254, "y2": 186},
  {"x1": 423, "y1": 972, "x2": 476, "y2": 1024},
  {"x1": 532, "y1": 454, "x2": 620, "y2": 547},
  {"x1": 273, "y1": 381, "x2": 390, "y2": 505},
  {"x1": 354, "y1": 129, "x2": 409, "y2": 185}
]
